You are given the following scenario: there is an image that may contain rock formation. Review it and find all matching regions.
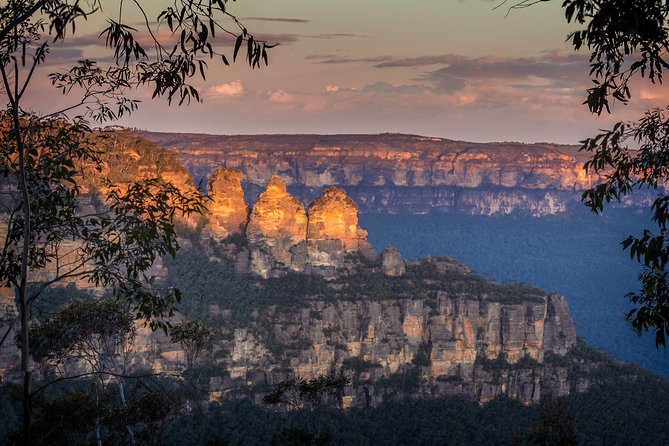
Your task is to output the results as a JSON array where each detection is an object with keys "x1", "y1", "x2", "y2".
[
  {"x1": 543, "y1": 294, "x2": 578, "y2": 355},
  {"x1": 247, "y1": 175, "x2": 307, "y2": 246},
  {"x1": 381, "y1": 246, "x2": 406, "y2": 276},
  {"x1": 207, "y1": 168, "x2": 249, "y2": 238},
  {"x1": 306, "y1": 187, "x2": 376, "y2": 269},
  {"x1": 245, "y1": 175, "x2": 308, "y2": 276},
  {"x1": 307, "y1": 187, "x2": 368, "y2": 251},
  {"x1": 204, "y1": 176, "x2": 378, "y2": 278},
  {"x1": 0, "y1": 134, "x2": 601, "y2": 408}
]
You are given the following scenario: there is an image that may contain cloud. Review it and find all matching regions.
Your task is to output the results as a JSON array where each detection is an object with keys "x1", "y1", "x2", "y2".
[
  {"x1": 638, "y1": 84, "x2": 669, "y2": 103},
  {"x1": 375, "y1": 54, "x2": 469, "y2": 68},
  {"x1": 53, "y1": 33, "x2": 104, "y2": 48},
  {"x1": 208, "y1": 80, "x2": 244, "y2": 97},
  {"x1": 306, "y1": 54, "x2": 340, "y2": 60},
  {"x1": 307, "y1": 54, "x2": 393, "y2": 64},
  {"x1": 310, "y1": 33, "x2": 368, "y2": 39},
  {"x1": 360, "y1": 82, "x2": 432, "y2": 95},
  {"x1": 242, "y1": 17, "x2": 310, "y2": 23},
  {"x1": 325, "y1": 85, "x2": 340, "y2": 93},
  {"x1": 269, "y1": 89, "x2": 294, "y2": 103},
  {"x1": 416, "y1": 51, "x2": 590, "y2": 93}
]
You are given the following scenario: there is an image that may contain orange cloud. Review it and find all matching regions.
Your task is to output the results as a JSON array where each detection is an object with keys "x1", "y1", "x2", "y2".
[
  {"x1": 269, "y1": 89, "x2": 294, "y2": 103},
  {"x1": 208, "y1": 80, "x2": 244, "y2": 97}
]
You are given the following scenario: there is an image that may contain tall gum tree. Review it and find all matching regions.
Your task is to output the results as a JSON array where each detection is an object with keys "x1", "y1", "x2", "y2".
[{"x1": 0, "y1": 1, "x2": 271, "y2": 443}]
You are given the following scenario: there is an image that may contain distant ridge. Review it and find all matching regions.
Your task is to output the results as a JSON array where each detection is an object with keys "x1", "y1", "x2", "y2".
[{"x1": 142, "y1": 130, "x2": 611, "y2": 216}]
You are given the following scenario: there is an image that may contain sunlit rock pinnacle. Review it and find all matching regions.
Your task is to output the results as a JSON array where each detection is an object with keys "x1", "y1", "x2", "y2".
[
  {"x1": 207, "y1": 168, "x2": 249, "y2": 239},
  {"x1": 247, "y1": 175, "x2": 308, "y2": 246}
]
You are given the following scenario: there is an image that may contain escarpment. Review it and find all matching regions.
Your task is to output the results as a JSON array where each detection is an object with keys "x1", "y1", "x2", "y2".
[
  {"x1": 143, "y1": 132, "x2": 623, "y2": 216},
  {"x1": 152, "y1": 251, "x2": 584, "y2": 406}
]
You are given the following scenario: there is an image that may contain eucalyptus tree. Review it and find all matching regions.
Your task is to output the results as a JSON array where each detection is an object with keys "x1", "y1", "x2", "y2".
[
  {"x1": 29, "y1": 299, "x2": 138, "y2": 445},
  {"x1": 0, "y1": 1, "x2": 270, "y2": 442}
]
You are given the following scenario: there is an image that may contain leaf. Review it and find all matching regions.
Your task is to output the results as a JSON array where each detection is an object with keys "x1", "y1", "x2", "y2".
[{"x1": 233, "y1": 34, "x2": 243, "y2": 62}]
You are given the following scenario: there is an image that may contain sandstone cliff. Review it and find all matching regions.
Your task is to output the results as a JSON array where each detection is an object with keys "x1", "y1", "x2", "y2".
[
  {"x1": 207, "y1": 168, "x2": 249, "y2": 238},
  {"x1": 248, "y1": 175, "x2": 308, "y2": 245},
  {"x1": 381, "y1": 246, "x2": 405, "y2": 276},
  {"x1": 246, "y1": 175, "x2": 308, "y2": 274},
  {"x1": 143, "y1": 254, "x2": 583, "y2": 406},
  {"x1": 0, "y1": 131, "x2": 603, "y2": 410},
  {"x1": 306, "y1": 187, "x2": 376, "y2": 269},
  {"x1": 240, "y1": 177, "x2": 376, "y2": 278},
  {"x1": 143, "y1": 132, "x2": 618, "y2": 216}
]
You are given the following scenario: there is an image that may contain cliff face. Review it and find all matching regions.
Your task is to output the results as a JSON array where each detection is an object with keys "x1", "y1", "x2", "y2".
[
  {"x1": 143, "y1": 132, "x2": 609, "y2": 216},
  {"x1": 307, "y1": 187, "x2": 368, "y2": 250},
  {"x1": 207, "y1": 168, "x2": 249, "y2": 238},
  {"x1": 248, "y1": 175, "x2": 308, "y2": 245},
  {"x1": 141, "y1": 255, "x2": 581, "y2": 406},
  {"x1": 245, "y1": 175, "x2": 308, "y2": 274},
  {"x1": 0, "y1": 131, "x2": 593, "y2": 408},
  {"x1": 306, "y1": 187, "x2": 376, "y2": 269},
  {"x1": 205, "y1": 173, "x2": 376, "y2": 278}
]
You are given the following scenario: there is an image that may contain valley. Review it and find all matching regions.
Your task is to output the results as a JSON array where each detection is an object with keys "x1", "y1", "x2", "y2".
[{"x1": 1, "y1": 129, "x2": 667, "y2": 444}]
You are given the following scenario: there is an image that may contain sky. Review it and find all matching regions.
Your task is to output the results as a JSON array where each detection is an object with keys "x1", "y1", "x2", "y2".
[{"x1": 19, "y1": 0, "x2": 669, "y2": 144}]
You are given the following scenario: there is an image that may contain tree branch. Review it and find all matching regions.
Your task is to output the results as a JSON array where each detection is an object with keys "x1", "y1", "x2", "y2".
[{"x1": 0, "y1": 0, "x2": 50, "y2": 44}]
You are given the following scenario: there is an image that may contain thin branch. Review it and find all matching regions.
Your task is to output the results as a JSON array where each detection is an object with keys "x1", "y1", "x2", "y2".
[
  {"x1": 0, "y1": 59, "x2": 17, "y2": 108},
  {"x1": 16, "y1": 43, "x2": 46, "y2": 100},
  {"x1": 31, "y1": 370, "x2": 177, "y2": 399},
  {"x1": 493, "y1": 0, "x2": 553, "y2": 17},
  {"x1": 132, "y1": 0, "x2": 168, "y2": 61},
  {"x1": 0, "y1": 0, "x2": 49, "y2": 44},
  {"x1": 0, "y1": 316, "x2": 16, "y2": 350}
]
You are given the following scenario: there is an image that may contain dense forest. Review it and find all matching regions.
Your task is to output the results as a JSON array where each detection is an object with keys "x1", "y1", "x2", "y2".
[
  {"x1": 2, "y1": 339, "x2": 669, "y2": 445},
  {"x1": 154, "y1": 354, "x2": 669, "y2": 446}
]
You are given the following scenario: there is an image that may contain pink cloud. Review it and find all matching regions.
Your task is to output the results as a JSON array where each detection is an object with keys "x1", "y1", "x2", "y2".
[
  {"x1": 269, "y1": 89, "x2": 294, "y2": 103},
  {"x1": 208, "y1": 80, "x2": 244, "y2": 97}
]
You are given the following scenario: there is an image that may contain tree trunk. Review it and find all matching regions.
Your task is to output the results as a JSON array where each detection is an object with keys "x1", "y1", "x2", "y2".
[
  {"x1": 1, "y1": 13, "x2": 33, "y2": 442},
  {"x1": 12, "y1": 103, "x2": 32, "y2": 446},
  {"x1": 95, "y1": 386, "x2": 102, "y2": 446},
  {"x1": 117, "y1": 379, "x2": 136, "y2": 446}
]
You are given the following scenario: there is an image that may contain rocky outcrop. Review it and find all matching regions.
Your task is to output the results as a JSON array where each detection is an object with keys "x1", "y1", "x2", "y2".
[
  {"x1": 247, "y1": 175, "x2": 307, "y2": 251},
  {"x1": 207, "y1": 168, "x2": 249, "y2": 238},
  {"x1": 245, "y1": 175, "x2": 308, "y2": 277},
  {"x1": 305, "y1": 187, "x2": 376, "y2": 270},
  {"x1": 543, "y1": 294, "x2": 579, "y2": 355},
  {"x1": 381, "y1": 246, "x2": 405, "y2": 276},
  {"x1": 206, "y1": 176, "x2": 377, "y2": 278},
  {"x1": 307, "y1": 187, "x2": 367, "y2": 250}
]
